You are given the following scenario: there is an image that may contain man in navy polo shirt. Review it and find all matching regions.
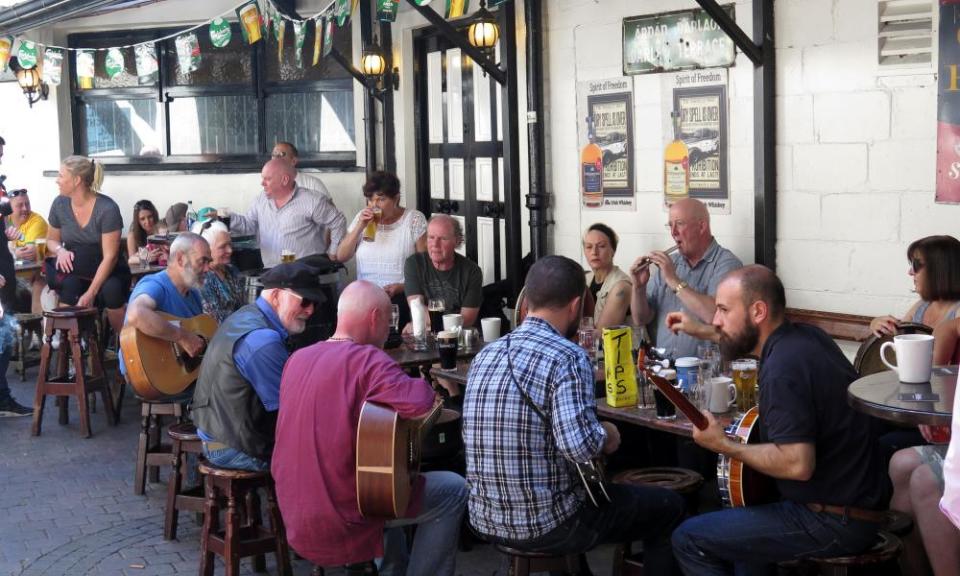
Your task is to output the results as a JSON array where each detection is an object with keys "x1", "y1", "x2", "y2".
[{"x1": 120, "y1": 232, "x2": 211, "y2": 383}]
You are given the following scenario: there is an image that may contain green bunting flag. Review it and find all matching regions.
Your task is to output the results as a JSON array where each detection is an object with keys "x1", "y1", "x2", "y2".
[
  {"x1": 323, "y1": 18, "x2": 335, "y2": 57},
  {"x1": 445, "y1": 0, "x2": 468, "y2": 18},
  {"x1": 17, "y1": 40, "x2": 38, "y2": 69},
  {"x1": 293, "y1": 20, "x2": 306, "y2": 68},
  {"x1": 377, "y1": 0, "x2": 399, "y2": 22},
  {"x1": 209, "y1": 18, "x2": 232, "y2": 48},
  {"x1": 336, "y1": 0, "x2": 350, "y2": 27},
  {"x1": 135, "y1": 44, "x2": 158, "y2": 82},
  {"x1": 76, "y1": 49, "x2": 95, "y2": 89},
  {"x1": 312, "y1": 17, "x2": 322, "y2": 66},
  {"x1": 42, "y1": 47, "x2": 63, "y2": 85},
  {"x1": 274, "y1": 15, "x2": 285, "y2": 62},
  {"x1": 175, "y1": 33, "x2": 201, "y2": 73},
  {"x1": 236, "y1": 0, "x2": 263, "y2": 45},
  {"x1": 0, "y1": 37, "x2": 11, "y2": 74},
  {"x1": 105, "y1": 48, "x2": 125, "y2": 79}
]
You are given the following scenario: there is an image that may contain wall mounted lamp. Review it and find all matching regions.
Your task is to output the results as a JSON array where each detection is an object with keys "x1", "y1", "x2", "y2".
[
  {"x1": 361, "y1": 38, "x2": 399, "y2": 91},
  {"x1": 467, "y1": 0, "x2": 500, "y2": 49},
  {"x1": 13, "y1": 62, "x2": 48, "y2": 108}
]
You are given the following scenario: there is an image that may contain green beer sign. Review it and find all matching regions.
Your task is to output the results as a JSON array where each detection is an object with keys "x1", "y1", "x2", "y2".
[{"x1": 623, "y1": 5, "x2": 736, "y2": 75}]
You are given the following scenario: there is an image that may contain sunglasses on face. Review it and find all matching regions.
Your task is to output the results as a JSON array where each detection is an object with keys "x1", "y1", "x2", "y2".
[
  {"x1": 911, "y1": 258, "x2": 925, "y2": 274},
  {"x1": 285, "y1": 289, "x2": 315, "y2": 309},
  {"x1": 271, "y1": 151, "x2": 288, "y2": 159}
]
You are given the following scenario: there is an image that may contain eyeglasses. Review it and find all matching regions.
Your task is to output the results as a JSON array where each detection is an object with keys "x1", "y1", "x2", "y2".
[
  {"x1": 271, "y1": 151, "x2": 288, "y2": 159},
  {"x1": 664, "y1": 220, "x2": 689, "y2": 230},
  {"x1": 911, "y1": 258, "x2": 925, "y2": 274}
]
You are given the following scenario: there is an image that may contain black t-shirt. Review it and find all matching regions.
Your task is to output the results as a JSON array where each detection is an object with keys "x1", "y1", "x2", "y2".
[{"x1": 759, "y1": 321, "x2": 886, "y2": 509}]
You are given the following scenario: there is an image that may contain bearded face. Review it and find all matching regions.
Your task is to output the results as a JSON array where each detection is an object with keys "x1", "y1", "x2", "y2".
[{"x1": 719, "y1": 312, "x2": 759, "y2": 362}]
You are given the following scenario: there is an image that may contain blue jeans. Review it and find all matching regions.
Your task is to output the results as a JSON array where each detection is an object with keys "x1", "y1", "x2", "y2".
[
  {"x1": 481, "y1": 482, "x2": 685, "y2": 576},
  {"x1": 202, "y1": 444, "x2": 270, "y2": 472},
  {"x1": 379, "y1": 471, "x2": 467, "y2": 576},
  {"x1": 672, "y1": 500, "x2": 880, "y2": 576}
]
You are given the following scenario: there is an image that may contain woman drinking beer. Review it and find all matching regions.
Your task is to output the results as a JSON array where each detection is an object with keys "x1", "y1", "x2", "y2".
[{"x1": 337, "y1": 172, "x2": 426, "y2": 327}]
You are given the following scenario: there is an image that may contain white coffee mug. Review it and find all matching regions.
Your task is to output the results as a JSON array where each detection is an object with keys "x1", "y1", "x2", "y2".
[
  {"x1": 481, "y1": 317, "x2": 502, "y2": 342},
  {"x1": 442, "y1": 313, "x2": 464, "y2": 332},
  {"x1": 707, "y1": 376, "x2": 737, "y2": 414},
  {"x1": 881, "y1": 334, "x2": 935, "y2": 383}
]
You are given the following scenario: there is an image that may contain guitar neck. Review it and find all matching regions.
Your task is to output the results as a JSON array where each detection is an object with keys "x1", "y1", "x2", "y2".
[{"x1": 644, "y1": 368, "x2": 708, "y2": 430}]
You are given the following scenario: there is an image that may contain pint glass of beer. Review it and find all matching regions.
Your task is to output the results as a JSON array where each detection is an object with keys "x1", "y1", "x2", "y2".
[
  {"x1": 280, "y1": 249, "x2": 296, "y2": 263},
  {"x1": 731, "y1": 358, "x2": 758, "y2": 413},
  {"x1": 362, "y1": 207, "x2": 382, "y2": 242},
  {"x1": 35, "y1": 238, "x2": 46, "y2": 261}
]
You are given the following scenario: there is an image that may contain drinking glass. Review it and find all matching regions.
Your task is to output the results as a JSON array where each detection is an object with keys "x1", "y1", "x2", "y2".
[
  {"x1": 390, "y1": 304, "x2": 400, "y2": 333},
  {"x1": 578, "y1": 328, "x2": 596, "y2": 364},
  {"x1": 427, "y1": 298, "x2": 445, "y2": 334},
  {"x1": 731, "y1": 358, "x2": 759, "y2": 413},
  {"x1": 137, "y1": 247, "x2": 150, "y2": 269}
]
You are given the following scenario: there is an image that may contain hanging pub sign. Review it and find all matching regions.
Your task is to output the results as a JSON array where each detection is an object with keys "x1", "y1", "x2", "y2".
[
  {"x1": 937, "y1": 0, "x2": 960, "y2": 203},
  {"x1": 237, "y1": 0, "x2": 264, "y2": 45},
  {"x1": 623, "y1": 5, "x2": 736, "y2": 75},
  {"x1": 42, "y1": 47, "x2": 63, "y2": 85},
  {"x1": 378, "y1": 0, "x2": 399, "y2": 22},
  {"x1": 17, "y1": 40, "x2": 38, "y2": 69}
]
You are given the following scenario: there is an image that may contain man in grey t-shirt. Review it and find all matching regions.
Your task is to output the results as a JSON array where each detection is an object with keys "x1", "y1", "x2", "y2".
[
  {"x1": 630, "y1": 198, "x2": 742, "y2": 359},
  {"x1": 404, "y1": 215, "x2": 483, "y2": 331}
]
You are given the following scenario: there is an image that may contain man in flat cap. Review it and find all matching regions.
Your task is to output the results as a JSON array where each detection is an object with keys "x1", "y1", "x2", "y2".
[{"x1": 192, "y1": 261, "x2": 323, "y2": 470}]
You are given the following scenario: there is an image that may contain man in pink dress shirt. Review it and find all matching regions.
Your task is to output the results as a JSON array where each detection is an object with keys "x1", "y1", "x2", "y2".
[{"x1": 272, "y1": 280, "x2": 467, "y2": 573}]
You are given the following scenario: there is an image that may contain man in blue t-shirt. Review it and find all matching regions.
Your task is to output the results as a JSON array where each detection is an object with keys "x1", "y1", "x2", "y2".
[{"x1": 120, "y1": 232, "x2": 212, "y2": 379}]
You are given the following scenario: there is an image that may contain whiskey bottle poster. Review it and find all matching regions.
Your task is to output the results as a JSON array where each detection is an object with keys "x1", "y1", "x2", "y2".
[
  {"x1": 575, "y1": 77, "x2": 636, "y2": 210},
  {"x1": 660, "y1": 68, "x2": 729, "y2": 213}
]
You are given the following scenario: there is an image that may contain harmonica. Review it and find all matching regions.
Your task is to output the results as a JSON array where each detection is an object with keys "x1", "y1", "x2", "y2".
[{"x1": 631, "y1": 245, "x2": 679, "y2": 274}]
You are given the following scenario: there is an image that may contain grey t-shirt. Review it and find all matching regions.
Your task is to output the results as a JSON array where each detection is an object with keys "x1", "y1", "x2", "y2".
[
  {"x1": 48, "y1": 194, "x2": 124, "y2": 249},
  {"x1": 646, "y1": 239, "x2": 743, "y2": 358},
  {"x1": 404, "y1": 252, "x2": 483, "y2": 312}
]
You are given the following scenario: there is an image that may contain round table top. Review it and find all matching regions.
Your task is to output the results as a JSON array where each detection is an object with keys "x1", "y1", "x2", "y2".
[{"x1": 847, "y1": 365, "x2": 957, "y2": 426}]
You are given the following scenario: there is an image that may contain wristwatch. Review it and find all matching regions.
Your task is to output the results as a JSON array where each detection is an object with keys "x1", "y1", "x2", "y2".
[{"x1": 674, "y1": 281, "x2": 688, "y2": 295}]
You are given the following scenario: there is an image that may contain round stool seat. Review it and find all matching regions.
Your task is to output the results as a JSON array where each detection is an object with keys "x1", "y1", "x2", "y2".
[
  {"x1": 494, "y1": 544, "x2": 561, "y2": 558},
  {"x1": 613, "y1": 467, "x2": 704, "y2": 495},
  {"x1": 15, "y1": 313, "x2": 43, "y2": 322},
  {"x1": 44, "y1": 306, "x2": 99, "y2": 319},
  {"x1": 167, "y1": 422, "x2": 200, "y2": 441},
  {"x1": 198, "y1": 461, "x2": 270, "y2": 480},
  {"x1": 811, "y1": 532, "x2": 902, "y2": 566},
  {"x1": 883, "y1": 510, "x2": 914, "y2": 537}
]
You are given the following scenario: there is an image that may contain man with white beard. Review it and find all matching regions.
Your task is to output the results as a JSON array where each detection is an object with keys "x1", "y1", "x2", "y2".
[{"x1": 120, "y1": 232, "x2": 212, "y2": 381}]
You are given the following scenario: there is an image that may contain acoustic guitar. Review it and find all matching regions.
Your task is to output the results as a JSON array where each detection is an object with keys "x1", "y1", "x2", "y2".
[
  {"x1": 356, "y1": 398, "x2": 443, "y2": 519},
  {"x1": 644, "y1": 368, "x2": 778, "y2": 508},
  {"x1": 120, "y1": 312, "x2": 218, "y2": 401}
]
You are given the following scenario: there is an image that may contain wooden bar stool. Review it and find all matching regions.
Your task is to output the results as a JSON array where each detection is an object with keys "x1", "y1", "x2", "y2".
[
  {"x1": 134, "y1": 400, "x2": 184, "y2": 495},
  {"x1": 13, "y1": 313, "x2": 43, "y2": 381},
  {"x1": 164, "y1": 421, "x2": 205, "y2": 541},
  {"x1": 31, "y1": 306, "x2": 116, "y2": 438},
  {"x1": 495, "y1": 544, "x2": 584, "y2": 576},
  {"x1": 198, "y1": 462, "x2": 292, "y2": 576},
  {"x1": 611, "y1": 467, "x2": 704, "y2": 576},
  {"x1": 809, "y1": 531, "x2": 902, "y2": 575}
]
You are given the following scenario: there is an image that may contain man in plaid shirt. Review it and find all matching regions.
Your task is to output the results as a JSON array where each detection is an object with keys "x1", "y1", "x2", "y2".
[{"x1": 463, "y1": 255, "x2": 683, "y2": 574}]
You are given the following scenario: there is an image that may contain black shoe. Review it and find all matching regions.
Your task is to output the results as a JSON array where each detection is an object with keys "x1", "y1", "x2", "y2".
[{"x1": 0, "y1": 398, "x2": 33, "y2": 417}]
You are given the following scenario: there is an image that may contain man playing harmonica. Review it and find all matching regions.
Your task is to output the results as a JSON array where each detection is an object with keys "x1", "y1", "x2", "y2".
[
  {"x1": 670, "y1": 266, "x2": 886, "y2": 574},
  {"x1": 630, "y1": 198, "x2": 741, "y2": 359}
]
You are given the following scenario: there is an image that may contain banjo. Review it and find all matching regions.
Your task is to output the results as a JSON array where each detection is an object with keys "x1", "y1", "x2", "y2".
[{"x1": 644, "y1": 368, "x2": 778, "y2": 508}]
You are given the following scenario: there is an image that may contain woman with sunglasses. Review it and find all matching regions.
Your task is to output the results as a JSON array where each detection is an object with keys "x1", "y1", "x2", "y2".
[
  {"x1": 126, "y1": 199, "x2": 166, "y2": 267},
  {"x1": 197, "y1": 220, "x2": 245, "y2": 324},
  {"x1": 870, "y1": 235, "x2": 960, "y2": 337}
]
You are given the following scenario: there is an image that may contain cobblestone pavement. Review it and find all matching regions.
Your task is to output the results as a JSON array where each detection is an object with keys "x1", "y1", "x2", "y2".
[{"x1": 0, "y1": 368, "x2": 615, "y2": 576}]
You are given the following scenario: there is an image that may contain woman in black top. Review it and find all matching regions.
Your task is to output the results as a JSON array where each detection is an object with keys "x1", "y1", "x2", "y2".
[{"x1": 45, "y1": 155, "x2": 129, "y2": 333}]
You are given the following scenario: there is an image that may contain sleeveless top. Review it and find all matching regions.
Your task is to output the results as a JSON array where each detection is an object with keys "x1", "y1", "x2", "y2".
[
  {"x1": 351, "y1": 208, "x2": 427, "y2": 288},
  {"x1": 585, "y1": 266, "x2": 632, "y2": 326},
  {"x1": 911, "y1": 301, "x2": 960, "y2": 325}
]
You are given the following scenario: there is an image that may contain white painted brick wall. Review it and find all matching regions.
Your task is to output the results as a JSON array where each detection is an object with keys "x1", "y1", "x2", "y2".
[{"x1": 545, "y1": 0, "x2": 958, "y2": 318}]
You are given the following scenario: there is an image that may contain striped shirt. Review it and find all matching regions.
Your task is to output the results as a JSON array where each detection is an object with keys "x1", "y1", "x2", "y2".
[
  {"x1": 462, "y1": 316, "x2": 606, "y2": 541},
  {"x1": 231, "y1": 186, "x2": 346, "y2": 267}
]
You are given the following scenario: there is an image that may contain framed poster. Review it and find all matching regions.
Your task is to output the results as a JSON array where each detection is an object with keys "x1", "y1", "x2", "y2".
[
  {"x1": 661, "y1": 69, "x2": 729, "y2": 213},
  {"x1": 937, "y1": 0, "x2": 960, "y2": 203},
  {"x1": 576, "y1": 78, "x2": 635, "y2": 210}
]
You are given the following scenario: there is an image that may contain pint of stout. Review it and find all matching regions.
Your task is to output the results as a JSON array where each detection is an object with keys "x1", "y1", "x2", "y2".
[
  {"x1": 437, "y1": 330, "x2": 459, "y2": 370},
  {"x1": 731, "y1": 358, "x2": 758, "y2": 413},
  {"x1": 362, "y1": 207, "x2": 382, "y2": 242}
]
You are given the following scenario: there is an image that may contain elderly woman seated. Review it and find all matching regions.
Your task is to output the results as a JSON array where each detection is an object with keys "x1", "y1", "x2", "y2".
[{"x1": 194, "y1": 221, "x2": 244, "y2": 324}]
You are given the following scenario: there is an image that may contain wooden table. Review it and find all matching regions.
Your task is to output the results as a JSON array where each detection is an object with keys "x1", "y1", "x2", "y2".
[
  {"x1": 848, "y1": 365, "x2": 956, "y2": 426},
  {"x1": 386, "y1": 334, "x2": 484, "y2": 369},
  {"x1": 597, "y1": 399, "x2": 736, "y2": 438},
  {"x1": 429, "y1": 364, "x2": 469, "y2": 385},
  {"x1": 130, "y1": 264, "x2": 166, "y2": 283},
  {"x1": 14, "y1": 261, "x2": 41, "y2": 280}
]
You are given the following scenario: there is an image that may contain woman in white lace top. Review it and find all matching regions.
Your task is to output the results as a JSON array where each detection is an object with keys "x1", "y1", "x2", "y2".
[{"x1": 337, "y1": 172, "x2": 427, "y2": 323}]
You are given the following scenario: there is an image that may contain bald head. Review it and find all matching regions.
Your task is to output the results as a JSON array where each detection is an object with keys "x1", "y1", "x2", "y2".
[
  {"x1": 668, "y1": 198, "x2": 713, "y2": 262},
  {"x1": 261, "y1": 158, "x2": 296, "y2": 201},
  {"x1": 720, "y1": 265, "x2": 785, "y2": 321},
  {"x1": 672, "y1": 198, "x2": 710, "y2": 224},
  {"x1": 335, "y1": 280, "x2": 392, "y2": 347}
]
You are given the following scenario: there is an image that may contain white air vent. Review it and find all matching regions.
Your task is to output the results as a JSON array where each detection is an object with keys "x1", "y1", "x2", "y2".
[{"x1": 878, "y1": 0, "x2": 934, "y2": 69}]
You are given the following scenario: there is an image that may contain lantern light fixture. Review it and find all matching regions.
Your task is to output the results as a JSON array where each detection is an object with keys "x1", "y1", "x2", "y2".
[
  {"x1": 14, "y1": 63, "x2": 48, "y2": 108},
  {"x1": 467, "y1": 0, "x2": 499, "y2": 49},
  {"x1": 360, "y1": 36, "x2": 398, "y2": 91}
]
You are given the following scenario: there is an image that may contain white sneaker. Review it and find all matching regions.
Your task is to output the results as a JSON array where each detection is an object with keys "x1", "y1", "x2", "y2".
[{"x1": 50, "y1": 332, "x2": 60, "y2": 350}]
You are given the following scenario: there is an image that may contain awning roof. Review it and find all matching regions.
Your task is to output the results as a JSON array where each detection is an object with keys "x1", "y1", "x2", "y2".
[{"x1": 0, "y1": 0, "x2": 164, "y2": 37}]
